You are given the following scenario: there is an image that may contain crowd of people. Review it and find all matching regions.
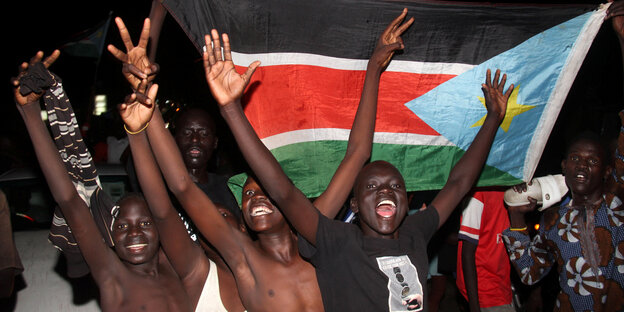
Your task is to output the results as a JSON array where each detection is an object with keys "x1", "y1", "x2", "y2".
[{"x1": 3, "y1": 2, "x2": 624, "y2": 312}]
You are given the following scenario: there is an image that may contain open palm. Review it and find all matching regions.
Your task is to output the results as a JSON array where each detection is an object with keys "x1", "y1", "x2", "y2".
[
  {"x1": 119, "y1": 82, "x2": 158, "y2": 133},
  {"x1": 202, "y1": 29, "x2": 260, "y2": 106}
]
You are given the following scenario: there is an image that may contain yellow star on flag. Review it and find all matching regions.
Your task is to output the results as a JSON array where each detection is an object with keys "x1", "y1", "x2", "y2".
[{"x1": 471, "y1": 85, "x2": 534, "y2": 132}]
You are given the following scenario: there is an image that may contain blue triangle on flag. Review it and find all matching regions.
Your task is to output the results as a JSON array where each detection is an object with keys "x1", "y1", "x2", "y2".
[{"x1": 405, "y1": 10, "x2": 595, "y2": 180}]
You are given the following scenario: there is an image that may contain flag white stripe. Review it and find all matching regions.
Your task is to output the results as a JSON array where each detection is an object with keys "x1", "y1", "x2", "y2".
[
  {"x1": 260, "y1": 128, "x2": 455, "y2": 150},
  {"x1": 230, "y1": 51, "x2": 474, "y2": 75},
  {"x1": 523, "y1": 5, "x2": 607, "y2": 181}
]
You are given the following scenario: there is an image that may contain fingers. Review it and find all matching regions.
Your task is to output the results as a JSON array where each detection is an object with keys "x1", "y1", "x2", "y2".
[
  {"x1": 385, "y1": 8, "x2": 408, "y2": 34},
  {"x1": 134, "y1": 92, "x2": 153, "y2": 106},
  {"x1": 42, "y1": 50, "x2": 60, "y2": 68},
  {"x1": 492, "y1": 69, "x2": 501, "y2": 89},
  {"x1": 204, "y1": 34, "x2": 217, "y2": 66},
  {"x1": 147, "y1": 83, "x2": 159, "y2": 101},
  {"x1": 122, "y1": 93, "x2": 136, "y2": 106},
  {"x1": 107, "y1": 44, "x2": 128, "y2": 62},
  {"x1": 29, "y1": 51, "x2": 44, "y2": 66},
  {"x1": 505, "y1": 84, "x2": 515, "y2": 97},
  {"x1": 223, "y1": 33, "x2": 232, "y2": 62},
  {"x1": 242, "y1": 61, "x2": 261, "y2": 83},
  {"x1": 211, "y1": 29, "x2": 223, "y2": 62},
  {"x1": 136, "y1": 79, "x2": 149, "y2": 94},
  {"x1": 395, "y1": 16, "x2": 414, "y2": 36},
  {"x1": 149, "y1": 63, "x2": 160, "y2": 76},
  {"x1": 138, "y1": 18, "x2": 151, "y2": 49},
  {"x1": 115, "y1": 17, "x2": 135, "y2": 52},
  {"x1": 484, "y1": 68, "x2": 492, "y2": 87},
  {"x1": 498, "y1": 73, "x2": 507, "y2": 91},
  {"x1": 123, "y1": 63, "x2": 148, "y2": 79}
]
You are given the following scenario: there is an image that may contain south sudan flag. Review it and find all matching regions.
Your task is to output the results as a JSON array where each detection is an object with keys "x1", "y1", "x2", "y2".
[{"x1": 162, "y1": 0, "x2": 606, "y2": 202}]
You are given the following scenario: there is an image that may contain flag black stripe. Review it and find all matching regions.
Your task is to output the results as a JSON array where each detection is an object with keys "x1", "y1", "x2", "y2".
[{"x1": 163, "y1": 0, "x2": 596, "y2": 65}]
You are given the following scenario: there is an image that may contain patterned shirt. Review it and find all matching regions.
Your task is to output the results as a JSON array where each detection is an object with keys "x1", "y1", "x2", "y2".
[
  {"x1": 503, "y1": 110, "x2": 624, "y2": 311},
  {"x1": 503, "y1": 196, "x2": 624, "y2": 311}
]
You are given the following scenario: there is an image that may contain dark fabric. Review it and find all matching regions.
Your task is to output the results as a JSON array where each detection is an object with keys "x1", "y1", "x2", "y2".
[
  {"x1": 163, "y1": 0, "x2": 594, "y2": 64},
  {"x1": 19, "y1": 62, "x2": 113, "y2": 278},
  {"x1": 196, "y1": 173, "x2": 241, "y2": 220},
  {"x1": 298, "y1": 206, "x2": 439, "y2": 312},
  {"x1": 18, "y1": 62, "x2": 54, "y2": 95},
  {"x1": 171, "y1": 172, "x2": 241, "y2": 243}
]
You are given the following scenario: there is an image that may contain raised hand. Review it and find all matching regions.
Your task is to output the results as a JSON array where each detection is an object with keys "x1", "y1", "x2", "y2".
[
  {"x1": 119, "y1": 80, "x2": 158, "y2": 133},
  {"x1": 370, "y1": 8, "x2": 414, "y2": 69},
  {"x1": 482, "y1": 69, "x2": 513, "y2": 122},
  {"x1": 202, "y1": 29, "x2": 260, "y2": 106},
  {"x1": 11, "y1": 50, "x2": 60, "y2": 105},
  {"x1": 107, "y1": 17, "x2": 159, "y2": 90}
]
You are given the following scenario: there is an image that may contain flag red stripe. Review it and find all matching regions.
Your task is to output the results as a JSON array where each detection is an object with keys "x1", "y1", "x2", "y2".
[{"x1": 237, "y1": 64, "x2": 454, "y2": 139}]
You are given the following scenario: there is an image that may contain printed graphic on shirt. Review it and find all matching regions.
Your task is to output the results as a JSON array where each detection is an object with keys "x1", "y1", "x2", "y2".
[{"x1": 377, "y1": 255, "x2": 424, "y2": 311}]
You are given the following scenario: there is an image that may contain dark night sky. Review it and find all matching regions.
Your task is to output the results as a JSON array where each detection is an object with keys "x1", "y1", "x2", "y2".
[{"x1": 2, "y1": 0, "x2": 622, "y2": 179}]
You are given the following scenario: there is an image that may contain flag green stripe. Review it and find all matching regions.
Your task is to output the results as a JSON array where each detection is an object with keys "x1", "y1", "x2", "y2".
[{"x1": 228, "y1": 140, "x2": 522, "y2": 205}]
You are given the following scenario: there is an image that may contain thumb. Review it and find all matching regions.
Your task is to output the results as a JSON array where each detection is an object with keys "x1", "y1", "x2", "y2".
[
  {"x1": 147, "y1": 83, "x2": 159, "y2": 101},
  {"x1": 242, "y1": 61, "x2": 261, "y2": 82}
]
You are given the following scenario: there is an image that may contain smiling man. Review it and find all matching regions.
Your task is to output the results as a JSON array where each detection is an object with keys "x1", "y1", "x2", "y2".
[
  {"x1": 503, "y1": 133, "x2": 624, "y2": 311},
  {"x1": 501, "y1": 3, "x2": 624, "y2": 310}
]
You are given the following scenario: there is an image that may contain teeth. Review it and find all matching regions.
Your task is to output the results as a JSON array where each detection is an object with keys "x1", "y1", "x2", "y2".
[
  {"x1": 127, "y1": 244, "x2": 147, "y2": 248},
  {"x1": 251, "y1": 206, "x2": 272, "y2": 216},
  {"x1": 377, "y1": 199, "x2": 396, "y2": 207}
]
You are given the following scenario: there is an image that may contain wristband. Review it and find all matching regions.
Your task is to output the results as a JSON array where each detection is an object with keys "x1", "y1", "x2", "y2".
[
  {"x1": 124, "y1": 122, "x2": 149, "y2": 135},
  {"x1": 509, "y1": 226, "x2": 528, "y2": 232}
]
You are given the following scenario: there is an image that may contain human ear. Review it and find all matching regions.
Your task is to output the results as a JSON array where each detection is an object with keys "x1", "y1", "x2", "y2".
[{"x1": 561, "y1": 159, "x2": 566, "y2": 175}]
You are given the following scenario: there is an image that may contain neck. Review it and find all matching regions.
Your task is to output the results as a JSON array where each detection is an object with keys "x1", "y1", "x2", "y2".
[
  {"x1": 256, "y1": 228, "x2": 299, "y2": 264},
  {"x1": 188, "y1": 167, "x2": 209, "y2": 184},
  {"x1": 124, "y1": 253, "x2": 160, "y2": 277},
  {"x1": 570, "y1": 191, "x2": 603, "y2": 207}
]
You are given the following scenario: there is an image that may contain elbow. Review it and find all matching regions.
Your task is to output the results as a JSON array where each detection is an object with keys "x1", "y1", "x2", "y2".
[{"x1": 167, "y1": 174, "x2": 194, "y2": 197}]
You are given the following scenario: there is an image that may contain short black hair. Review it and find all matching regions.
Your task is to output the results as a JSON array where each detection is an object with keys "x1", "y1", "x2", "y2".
[{"x1": 565, "y1": 131, "x2": 612, "y2": 165}]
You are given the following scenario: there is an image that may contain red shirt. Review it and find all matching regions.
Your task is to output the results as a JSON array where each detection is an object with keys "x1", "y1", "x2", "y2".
[{"x1": 456, "y1": 191, "x2": 512, "y2": 308}]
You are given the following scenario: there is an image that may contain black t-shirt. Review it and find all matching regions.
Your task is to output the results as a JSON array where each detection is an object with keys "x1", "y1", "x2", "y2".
[{"x1": 299, "y1": 206, "x2": 439, "y2": 312}]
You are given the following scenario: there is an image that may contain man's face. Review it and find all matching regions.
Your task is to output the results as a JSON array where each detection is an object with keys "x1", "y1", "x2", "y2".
[
  {"x1": 174, "y1": 111, "x2": 217, "y2": 170},
  {"x1": 112, "y1": 197, "x2": 160, "y2": 265},
  {"x1": 241, "y1": 177, "x2": 287, "y2": 233},
  {"x1": 352, "y1": 161, "x2": 408, "y2": 239},
  {"x1": 562, "y1": 139, "x2": 608, "y2": 200}
]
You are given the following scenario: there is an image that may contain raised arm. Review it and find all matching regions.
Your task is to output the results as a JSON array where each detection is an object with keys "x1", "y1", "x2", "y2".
[
  {"x1": 107, "y1": 17, "x2": 159, "y2": 91},
  {"x1": 431, "y1": 69, "x2": 511, "y2": 228},
  {"x1": 120, "y1": 82, "x2": 207, "y2": 280},
  {"x1": 11, "y1": 51, "x2": 119, "y2": 282},
  {"x1": 313, "y1": 9, "x2": 414, "y2": 218},
  {"x1": 108, "y1": 17, "x2": 247, "y2": 265},
  {"x1": 202, "y1": 29, "x2": 325, "y2": 243}
]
